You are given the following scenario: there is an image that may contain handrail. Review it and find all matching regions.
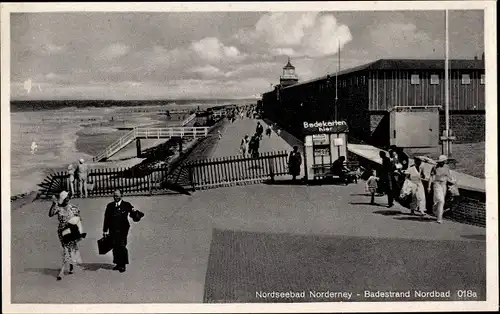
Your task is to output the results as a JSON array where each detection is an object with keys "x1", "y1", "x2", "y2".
[
  {"x1": 181, "y1": 113, "x2": 197, "y2": 126},
  {"x1": 92, "y1": 126, "x2": 210, "y2": 162}
]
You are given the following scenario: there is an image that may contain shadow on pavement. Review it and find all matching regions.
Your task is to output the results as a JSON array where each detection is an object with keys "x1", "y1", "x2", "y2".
[
  {"x1": 460, "y1": 234, "x2": 486, "y2": 241},
  {"x1": 394, "y1": 216, "x2": 437, "y2": 222},
  {"x1": 80, "y1": 263, "x2": 115, "y2": 271},
  {"x1": 371, "y1": 209, "x2": 405, "y2": 215},
  {"x1": 203, "y1": 228, "x2": 486, "y2": 302},
  {"x1": 263, "y1": 179, "x2": 304, "y2": 186},
  {"x1": 350, "y1": 202, "x2": 388, "y2": 208},
  {"x1": 25, "y1": 268, "x2": 60, "y2": 278}
]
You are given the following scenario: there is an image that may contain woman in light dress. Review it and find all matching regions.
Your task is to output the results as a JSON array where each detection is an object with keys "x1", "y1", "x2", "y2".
[
  {"x1": 405, "y1": 157, "x2": 427, "y2": 216},
  {"x1": 240, "y1": 135, "x2": 249, "y2": 157},
  {"x1": 49, "y1": 191, "x2": 86, "y2": 280},
  {"x1": 428, "y1": 155, "x2": 454, "y2": 224}
]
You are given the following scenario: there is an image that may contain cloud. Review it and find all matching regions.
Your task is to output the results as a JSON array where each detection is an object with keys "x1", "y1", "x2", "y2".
[
  {"x1": 190, "y1": 37, "x2": 246, "y2": 63},
  {"x1": 41, "y1": 43, "x2": 65, "y2": 55},
  {"x1": 369, "y1": 22, "x2": 443, "y2": 58},
  {"x1": 235, "y1": 12, "x2": 352, "y2": 58},
  {"x1": 188, "y1": 65, "x2": 225, "y2": 78},
  {"x1": 98, "y1": 43, "x2": 130, "y2": 60}
]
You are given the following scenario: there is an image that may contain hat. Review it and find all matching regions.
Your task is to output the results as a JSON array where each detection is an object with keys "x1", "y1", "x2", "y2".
[
  {"x1": 130, "y1": 210, "x2": 145, "y2": 222},
  {"x1": 79, "y1": 159, "x2": 84, "y2": 163},
  {"x1": 58, "y1": 191, "x2": 69, "y2": 205},
  {"x1": 437, "y1": 155, "x2": 448, "y2": 163}
]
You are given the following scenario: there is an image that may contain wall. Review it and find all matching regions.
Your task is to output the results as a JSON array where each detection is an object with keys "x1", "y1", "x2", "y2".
[
  {"x1": 368, "y1": 69, "x2": 485, "y2": 111},
  {"x1": 439, "y1": 112, "x2": 485, "y2": 143}
]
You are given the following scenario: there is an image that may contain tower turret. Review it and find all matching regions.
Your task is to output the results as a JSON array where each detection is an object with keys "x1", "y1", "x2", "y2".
[{"x1": 280, "y1": 57, "x2": 299, "y2": 87}]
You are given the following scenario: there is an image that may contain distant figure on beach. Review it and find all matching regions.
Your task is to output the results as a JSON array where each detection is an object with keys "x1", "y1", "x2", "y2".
[
  {"x1": 49, "y1": 191, "x2": 86, "y2": 281},
  {"x1": 75, "y1": 159, "x2": 88, "y2": 198},
  {"x1": 103, "y1": 190, "x2": 143, "y2": 273},
  {"x1": 240, "y1": 135, "x2": 249, "y2": 157},
  {"x1": 288, "y1": 146, "x2": 302, "y2": 181},
  {"x1": 217, "y1": 130, "x2": 222, "y2": 139},
  {"x1": 30, "y1": 141, "x2": 38, "y2": 155},
  {"x1": 67, "y1": 164, "x2": 75, "y2": 196}
]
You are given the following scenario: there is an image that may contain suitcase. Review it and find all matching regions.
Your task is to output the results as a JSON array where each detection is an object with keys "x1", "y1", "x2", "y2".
[{"x1": 97, "y1": 236, "x2": 113, "y2": 255}]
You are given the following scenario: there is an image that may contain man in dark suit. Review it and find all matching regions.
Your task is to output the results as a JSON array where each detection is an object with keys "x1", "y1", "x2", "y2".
[
  {"x1": 379, "y1": 151, "x2": 395, "y2": 208},
  {"x1": 103, "y1": 190, "x2": 139, "y2": 273}
]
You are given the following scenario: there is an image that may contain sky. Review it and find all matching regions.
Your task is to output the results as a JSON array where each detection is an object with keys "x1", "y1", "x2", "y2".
[{"x1": 10, "y1": 10, "x2": 484, "y2": 100}]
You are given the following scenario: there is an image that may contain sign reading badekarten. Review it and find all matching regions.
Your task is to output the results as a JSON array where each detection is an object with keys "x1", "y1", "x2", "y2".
[{"x1": 302, "y1": 120, "x2": 349, "y2": 134}]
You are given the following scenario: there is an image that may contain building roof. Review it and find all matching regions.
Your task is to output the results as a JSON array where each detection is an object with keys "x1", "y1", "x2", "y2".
[
  {"x1": 282, "y1": 58, "x2": 485, "y2": 90},
  {"x1": 283, "y1": 57, "x2": 295, "y2": 69}
]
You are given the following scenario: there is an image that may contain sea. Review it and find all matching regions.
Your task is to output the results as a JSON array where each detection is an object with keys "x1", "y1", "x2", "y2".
[{"x1": 8, "y1": 99, "x2": 254, "y2": 197}]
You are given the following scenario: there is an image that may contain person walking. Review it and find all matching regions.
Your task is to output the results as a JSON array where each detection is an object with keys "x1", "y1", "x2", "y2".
[
  {"x1": 265, "y1": 126, "x2": 272, "y2": 138},
  {"x1": 428, "y1": 155, "x2": 453, "y2": 224},
  {"x1": 365, "y1": 170, "x2": 379, "y2": 205},
  {"x1": 75, "y1": 159, "x2": 88, "y2": 198},
  {"x1": 249, "y1": 134, "x2": 260, "y2": 158},
  {"x1": 405, "y1": 157, "x2": 427, "y2": 216},
  {"x1": 102, "y1": 190, "x2": 142, "y2": 272},
  {"x1": 288, "y1": 146, "x2": 302, "y2": 181},
  {"x1": 49, "y1": 191, "x2": 86, "y2": 281},
  {"x1": 256, "y1": 122, "x2": 264, "y2": 140},
  {"x1": 379, "y1": 151, "x2": 395, "y2": 207},
  {"x1": 240, "y1": 135, "x2": 249, "y2": 157},
  {"x1": 67, "y1": 164, "x2": 75, "y2": 197}
]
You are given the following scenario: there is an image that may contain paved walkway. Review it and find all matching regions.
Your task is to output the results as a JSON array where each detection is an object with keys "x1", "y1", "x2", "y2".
[
  {"x1": 211, "y1": 118, "x2": 294, "y2": 157},
  {"x1": 9, "y1": 116, "x2": 486, "y2": 304}
]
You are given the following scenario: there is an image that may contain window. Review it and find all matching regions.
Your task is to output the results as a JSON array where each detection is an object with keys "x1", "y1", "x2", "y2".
[
  {"x1": 430, "y1": 74, "x2": 440, "y2": 85},
  {"x1": 461, "y1": 74, "x2": 471, "y2": 85},
  {"x1": 480, "y1": 74, "x2": 485, "y2": 85},
  {"x1": 410, "y1": 74, "x2": 420, "y2": 85}
]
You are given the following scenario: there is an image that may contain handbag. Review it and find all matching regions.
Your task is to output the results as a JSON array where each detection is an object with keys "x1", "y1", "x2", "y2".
[
  {"x1": 448, "y1": 183, "x2": 460, "y2": 197},
  {"x1": 399, "y1": 179, "x2": 417, "y2": 200},
  {"x1": 97, "y1": 235, "x2": 113, "y2": 255},
  {"x1": 61, "y1": 224, "x2": 81, "y2": 244}
]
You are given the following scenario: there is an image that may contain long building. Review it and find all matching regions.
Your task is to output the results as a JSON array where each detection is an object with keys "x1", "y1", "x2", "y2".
[{"x1": 262, "y1": 57, "x2": 485, "y2": 154}]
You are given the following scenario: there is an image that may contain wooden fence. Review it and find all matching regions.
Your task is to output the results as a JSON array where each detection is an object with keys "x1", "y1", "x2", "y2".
[
  {"x1": 38, "y1": 151, "x2": 290, "y2": 198},
  {"x1": 184, "y1": 151, "x2": 289, "y2": 190}
]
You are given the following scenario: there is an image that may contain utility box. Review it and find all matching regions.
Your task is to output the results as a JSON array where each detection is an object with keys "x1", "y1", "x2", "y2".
[
  {"x1": 389, "y1": 107, "x2": 440, "y2": 149},
  {"x1": 302, "y1": 120, "x2": 349, "y2": 181}
]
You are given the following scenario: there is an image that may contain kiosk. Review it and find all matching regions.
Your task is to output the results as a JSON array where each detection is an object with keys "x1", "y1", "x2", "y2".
[{"x1": 302, "y1": 120, "x2": 349, "y2": 181}]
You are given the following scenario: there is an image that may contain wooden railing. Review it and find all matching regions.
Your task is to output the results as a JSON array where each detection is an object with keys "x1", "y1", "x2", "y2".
[
  {"x1": 181, "y1": 113, "x2": 197, "y2": 126},
  {"x1": 39, "y1": 151, "x2": 290, "y2": 198},
  {"x1": 92, "y1": 126, "x2": 210, "y2": 162},
  {"x1": 184, "y1": 151, "x2": 289, "y2": 189},
  {"x1": 93, "y1": 128, "x2": 137, "y2": 162}
]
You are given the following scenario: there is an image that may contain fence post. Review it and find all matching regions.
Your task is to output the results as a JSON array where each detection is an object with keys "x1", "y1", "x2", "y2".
[
  {"x1": 148, "y1": 173, "x2": 152, "y2": 196},
  {"x1": 188, "y1": 165, "x2": 195, "y2": 192},
  {"x1": 268, "y1": 156, "x2": 275, "y2": 182}
]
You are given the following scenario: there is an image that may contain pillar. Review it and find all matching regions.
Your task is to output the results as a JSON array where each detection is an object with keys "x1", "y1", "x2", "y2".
[{"x1": 136, "y1": 139, "x2": 142, "y2": 158}]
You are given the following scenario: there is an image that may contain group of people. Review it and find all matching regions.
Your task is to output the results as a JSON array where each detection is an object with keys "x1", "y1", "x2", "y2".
[
  {"x1": 67, "y1": 158, "x2": 89, "y2": 198},
  {"x1": 49, "y1": 189, "x2": 143, "y2": 280},
  {"x1": 365, "y1": 148, "x2": 457, "y2": 224},
  {"x1": 239, "y1": 121, "x2": 273, "y2": 158}
]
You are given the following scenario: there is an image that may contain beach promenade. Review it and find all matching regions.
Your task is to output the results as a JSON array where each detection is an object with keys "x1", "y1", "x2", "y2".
[{"x1": 10, "y1": 118, "x2": 486, "y2": 303}]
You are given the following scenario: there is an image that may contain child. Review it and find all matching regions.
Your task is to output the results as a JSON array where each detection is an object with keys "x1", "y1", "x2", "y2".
[{"x1": 365, "y1": 170, "x2": 379, "y2": 205}]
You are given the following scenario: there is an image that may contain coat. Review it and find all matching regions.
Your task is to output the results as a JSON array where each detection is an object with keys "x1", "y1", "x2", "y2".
[
  {"x1": 103, "y1": 200, "x2": 135, "y2": 247},
  {"x1": 288, "y1": 151, "x2": 302, "y2": 176}
]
